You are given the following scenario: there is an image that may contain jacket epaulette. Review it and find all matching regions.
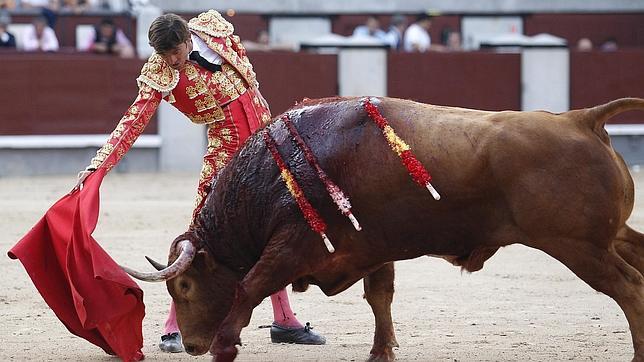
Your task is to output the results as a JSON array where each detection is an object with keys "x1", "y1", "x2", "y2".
[
  {"x1": 136, "y1": 53, "x2": 180, "y2": 92},
  {"x1": 188, "y1": 10, "x2": 234, "y2": 38}
]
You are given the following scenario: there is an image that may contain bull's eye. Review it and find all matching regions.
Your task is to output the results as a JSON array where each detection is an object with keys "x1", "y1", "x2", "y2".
[{"x1": 179, "y1": 280, "x2": 190, "y2": 294}]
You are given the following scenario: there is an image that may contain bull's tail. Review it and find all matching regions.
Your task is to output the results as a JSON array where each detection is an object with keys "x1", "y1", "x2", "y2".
[{"x1": 579, "y1": 98, "x2": 644, "y2": 137}]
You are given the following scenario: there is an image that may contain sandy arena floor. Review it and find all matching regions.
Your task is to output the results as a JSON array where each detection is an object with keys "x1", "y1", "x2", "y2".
[{"x1": 0, "y1": 170, "x2": 640, "y2": 361}]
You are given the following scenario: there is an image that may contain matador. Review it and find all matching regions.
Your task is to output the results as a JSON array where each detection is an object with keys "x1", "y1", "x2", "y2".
[{"x1": 80, "y1": 10, "x2": 326, "y2": 353}]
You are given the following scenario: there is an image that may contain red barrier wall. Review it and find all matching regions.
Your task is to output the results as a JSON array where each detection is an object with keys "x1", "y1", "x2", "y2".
[
  {"x1": 388, "y1": 51, "x2": 521, "y2": 111},
  {"x1": 524, "y1": 13, "x2": 644, "y2": 49},
  {"x1": 0, "y1": 51, "x2": 337, "y2": 135},
  {"x1": 0, "y1": 53, "x2": 146, "y2": 135},
  {"x1": 570, "y1": 49, "x2": 644, "y2": 124},
  {"x1": 2, "y1": 49, "x2": 643, "y2": 135},
  {"x1": 250, "y1": 51, "x2": 338, "y2": 115}
]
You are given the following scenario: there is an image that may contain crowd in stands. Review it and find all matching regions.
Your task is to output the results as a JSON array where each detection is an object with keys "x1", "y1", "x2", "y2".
[
  {"x1": 0, "y1": 0, "x2": 134, "y2": 56},
  {"x1": 1, "y1": 0, "x2": 114, "y2": 13},
  {"x1": 351, "y1": 13, "x2": 463, "y2": 52},
  {"x1": 0, "y1": 6, "x2": 627, "y2": 56}
]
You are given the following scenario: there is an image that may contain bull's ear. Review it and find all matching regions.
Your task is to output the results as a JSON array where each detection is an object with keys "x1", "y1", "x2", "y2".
[{"x1": 193, "y1": 249, "x2": 218, "y2": 272}]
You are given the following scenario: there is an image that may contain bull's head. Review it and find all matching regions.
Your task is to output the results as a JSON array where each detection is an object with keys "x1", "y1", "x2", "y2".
[{"x1": 122, "y1": 237, "x2": 241, "y2": 355}]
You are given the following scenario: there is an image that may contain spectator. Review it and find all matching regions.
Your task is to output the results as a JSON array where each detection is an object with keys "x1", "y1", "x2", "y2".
[
  {"x1": 22, "y1": 15, "x2": 59, "y2": 52},
  {"x1": 21, "y1": 0, "x2": 59, "y2": 28},
  {"x1": 352, "y1": 15, "x2": 386, "y2": 41},
  {"x1": 445, "y1": 30, "x2": 462, "y2": 51},
  {"x1": 404, "y1": 13, "x2": 432, "y2": 52},
  {"x1": 80, "y1": 18, "x2": 135, "y2": 58},
  {"x1": 242, "y1": 29, "x2": 296, "y2": 52},
  {"x1": 242, "y1": 29, "x2": 271, "y2": 51},
  {"x1": 576, "y1": 37, "x2": 593, "y2": 52},
  {"x1": 0, "y1": 0, "x2": 16, "y2": 10},
  {"x1": 600, "y1": 37, "x2": 618, "y2": 52},
  {"x1": 0, "y1": 12, "x2": 16, "y2": 48},
  {"x1": 383, "y1": 14, "x2": 407, "y2": 50},
  {"x1": 61, "y1": 0, "x2": 91, "y2": 14}
]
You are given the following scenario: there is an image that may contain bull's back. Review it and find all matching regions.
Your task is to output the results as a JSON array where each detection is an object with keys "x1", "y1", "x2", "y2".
[
  {"x1": 281, "y1": 98, "x2": 513, "y2": 258},
  {"x1": 289, "y1": 97, "x2": 636, "y2": 253}
]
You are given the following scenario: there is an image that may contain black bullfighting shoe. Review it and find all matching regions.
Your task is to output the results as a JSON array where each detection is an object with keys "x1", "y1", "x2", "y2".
[
  {"x1": 159, "y1": 332, "x2": 184, "y2": 353},
  {"x1": 270, "y1": 322, "x2": 326, "y2": 345}
]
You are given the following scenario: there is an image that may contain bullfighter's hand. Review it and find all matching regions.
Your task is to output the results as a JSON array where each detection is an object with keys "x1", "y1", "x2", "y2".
[{"x1": 73, "y1": 169, "x2": 93, "y2": 192}]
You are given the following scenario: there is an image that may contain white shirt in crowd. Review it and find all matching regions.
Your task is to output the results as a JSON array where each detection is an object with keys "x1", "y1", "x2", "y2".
[
  {"x1": 383, "y1": 26, "x2": 403, "y2": 50},
  {"x1": 352, "y1": 25, "x2": 387, "y2": 42},
  {"x1": 22, "y1": 25, "x2": 59, "y2": 52},
  {"x1": 78, "y1": 27, "x2": 133, "y2": 52},
  {"x1": 403, "y1": 23, "x2": 431, "y2": 52}
]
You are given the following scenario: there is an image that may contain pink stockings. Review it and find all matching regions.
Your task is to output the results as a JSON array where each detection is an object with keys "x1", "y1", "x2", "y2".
[
  {"x1": 164, "y1": 288, "x2": 303, "y2": 334},
  {"x1": 269, "y1": 288, "x2": 303, "y2": 329}
]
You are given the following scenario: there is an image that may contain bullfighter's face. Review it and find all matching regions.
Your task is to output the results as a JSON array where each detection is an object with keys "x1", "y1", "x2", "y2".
[
  {"x1": 160, "y1": 39, "x2": 193, "y2": 70},
  {"x1": 166, "y1": 250, "x2": 240, "y2": 355}
]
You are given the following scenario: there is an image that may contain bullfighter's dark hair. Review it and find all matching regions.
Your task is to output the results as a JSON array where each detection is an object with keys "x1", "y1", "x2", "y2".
[{"x1": 148, "y1": 13, "x2": 190, "y2": 54}]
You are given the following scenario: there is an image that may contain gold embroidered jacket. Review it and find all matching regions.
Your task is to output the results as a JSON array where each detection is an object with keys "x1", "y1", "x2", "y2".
[{"x1": 87, "y1": 9, "x2": 265, "y2": 171}]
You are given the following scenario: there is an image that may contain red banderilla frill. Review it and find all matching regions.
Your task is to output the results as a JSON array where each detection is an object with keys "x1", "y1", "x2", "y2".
[
  {"x1": 363, "y1": 98, "x2": 441, "y2": 200},
  {"x1": 282, "y1": 113, "x2": 361, "y2": 231},
  {"x1": 262, "y1": 130, "x2": 335, "y2": 253}
]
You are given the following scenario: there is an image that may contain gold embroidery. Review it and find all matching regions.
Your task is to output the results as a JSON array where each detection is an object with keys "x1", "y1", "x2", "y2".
[
  {"x1": 215, "y1": 151, "x2": 229, "y2": 169},
  {"x1": 201, "y1": 162, "x2": 215, "y2": 179},
  {"x1": 111, "y1": 122, "x2": 126, "y2": 138},
  {"x1": 210, "y1": 71, "x2": 232, "y2": 98},
  {"x1": 188, "y1": 10, "x2": 234, "y2": 38},
  {"x1": 116, "y1": 146, "x2": 127, "y2": 161},
  {"x1": 195, "y1": 32, "x2": 258, "y2": 88},
  {"x1": 208, "y1": 136, "x2": 222, "y2": 148},
  {"x1": 186, "y1": 108, "x2": 226, "y2": 124},
  {"x1": 89, "y1": 142, "x2": 115, "y2": 169},
  {"x1": 136, "y1": 53, "x2": 179, "y2": 92},
  {"x1": 138, "y1": 83, "x2": 154, "y2": 98},
  {"x1": 195, "y1": 93, "x2": 217, "y2": 112},
  {"x1": 186, "y1": 79, "x2": 208, "y2": 99},
  {"x1": 184, "y1": 63, "x2": 199, "y2": 81}
]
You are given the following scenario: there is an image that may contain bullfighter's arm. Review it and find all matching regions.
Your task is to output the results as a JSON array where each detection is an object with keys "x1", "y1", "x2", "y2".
[{"x1": 85, "y1": 83, "x2": 162, "y2": 172}]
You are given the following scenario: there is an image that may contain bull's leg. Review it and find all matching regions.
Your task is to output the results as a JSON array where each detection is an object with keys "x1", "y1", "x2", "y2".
[
  {"x1": 539, "y1": 238, "x2": 644, "y2": 362},
  {"x1": 209, "y1": 231, "x2": 312, "y2": 361},
  {"x1": 363, "y1": 262, "x2": 398, "y2": 362},
  {"x1": 615, "y1": 225, "x2": 644, "y2": 277}
]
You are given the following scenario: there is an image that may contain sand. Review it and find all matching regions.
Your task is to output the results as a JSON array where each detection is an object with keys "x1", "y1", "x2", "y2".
[{"x1": 0, "y1": 171, "x2": 638, "y2": 361}]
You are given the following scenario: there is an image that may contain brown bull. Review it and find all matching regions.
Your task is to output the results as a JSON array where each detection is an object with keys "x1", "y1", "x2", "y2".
[{"x1": 126, "y1": 97, "x2": 644, "y2": 361}]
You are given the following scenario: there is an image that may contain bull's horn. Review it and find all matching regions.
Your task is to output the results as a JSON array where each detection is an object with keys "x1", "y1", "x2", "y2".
[
  {"x1": 121, "y1": 240, "x2": 196, "y2": 282},
  {"x1": 145, "y1": 256, "x2": 167, "y2": 271}
]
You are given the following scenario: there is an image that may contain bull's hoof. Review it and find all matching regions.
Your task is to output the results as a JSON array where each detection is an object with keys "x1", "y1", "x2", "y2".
[
  {"x1": 367, "y1": 349, "x2": 396, "y2": 362},
  {"x1": 212, "y1": 346, "x2": 238, "y2": 362}
]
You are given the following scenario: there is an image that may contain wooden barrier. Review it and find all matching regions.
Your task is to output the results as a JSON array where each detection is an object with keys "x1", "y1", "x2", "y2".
[
  {"x1": 388, "y1": 51, "x2": 521, "y2": 111},
  {"x1": 0, "y1": 52, "x2": 146, "y2": 135},
  {"x1": 570, "y1": 49, "x2": 644, "y2": 123},
  {"x1": 1, "y1": 49, "x2": 643, "y2": 136}
]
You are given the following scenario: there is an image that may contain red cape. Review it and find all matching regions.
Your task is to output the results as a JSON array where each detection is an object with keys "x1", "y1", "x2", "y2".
[{"x1": 8, "y1": 168, "x2": 145, "y2": 362}]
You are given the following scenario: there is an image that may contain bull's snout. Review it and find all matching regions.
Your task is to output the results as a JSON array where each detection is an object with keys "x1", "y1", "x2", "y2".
[{"x1": 183, "y1": 342, "x2": 209, "y2": 356}]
